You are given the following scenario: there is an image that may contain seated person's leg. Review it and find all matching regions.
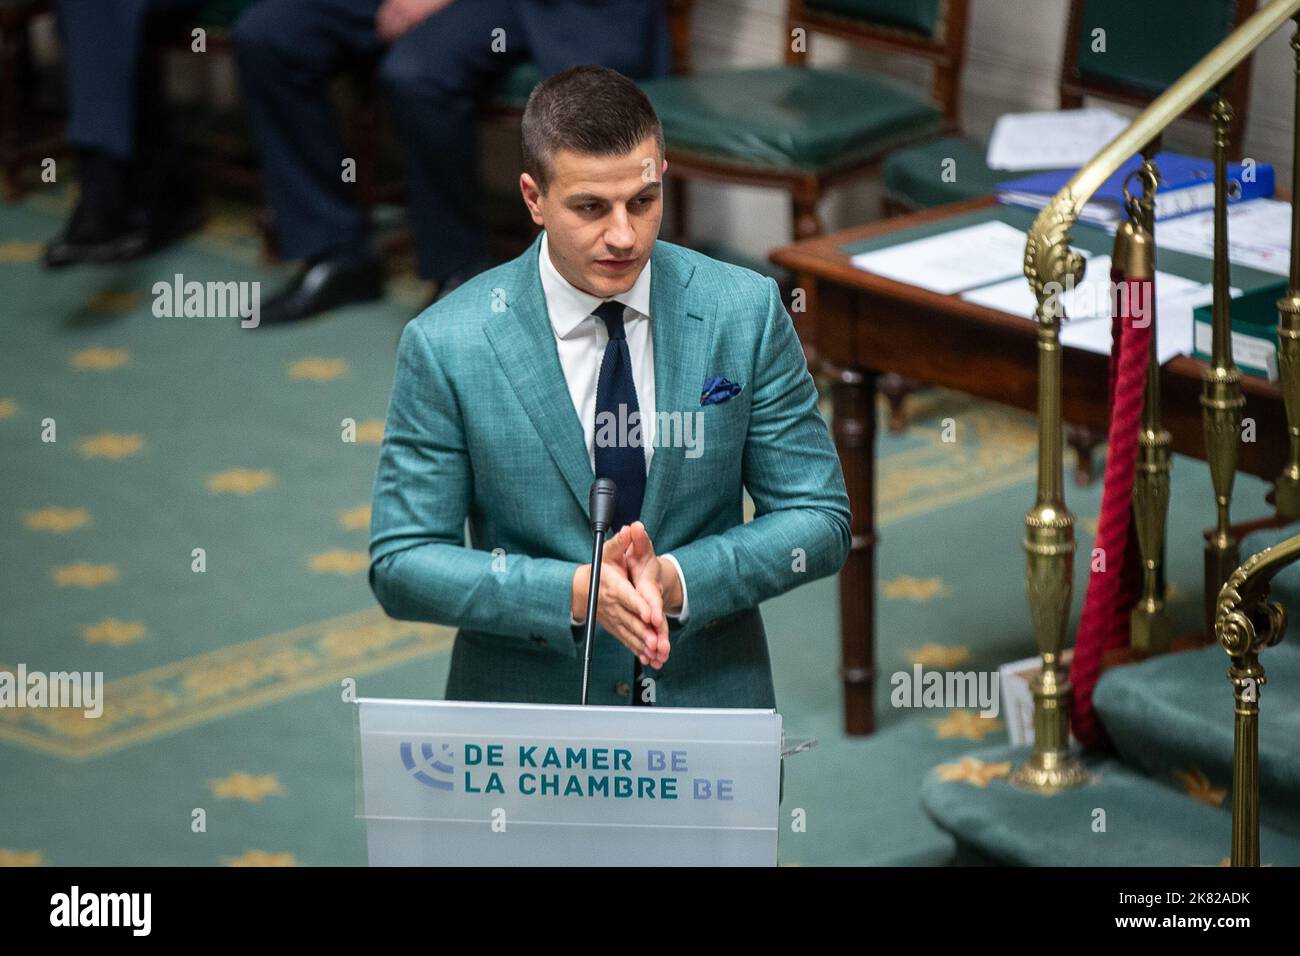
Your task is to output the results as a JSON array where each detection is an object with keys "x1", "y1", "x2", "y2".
[
  {"x1": 377, "y1": 0, "x2": 521, "y2": 292},
  {"x1": 517, "y1": 0, "x2": 671, "y2": 80},
  {"x1": 233, "y1": 0, "x2": 385, "y2": 324},
  {"x1": 45, "y1": 0, "x2": 204, "y2": 267}
]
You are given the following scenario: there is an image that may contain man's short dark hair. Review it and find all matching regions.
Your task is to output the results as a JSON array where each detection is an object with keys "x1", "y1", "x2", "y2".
[{"x1": 521, "y1": 65, "x2": 665, "y2": 193}]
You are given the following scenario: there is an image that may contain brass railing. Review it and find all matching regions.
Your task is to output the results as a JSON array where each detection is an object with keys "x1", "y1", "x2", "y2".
[{"x1": 1016, "y1": 0, "x2": 1300, "y2": 865}]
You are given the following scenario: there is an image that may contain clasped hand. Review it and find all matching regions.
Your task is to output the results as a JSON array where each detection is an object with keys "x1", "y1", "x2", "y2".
[{"x1": 570, "y1": 522, "x2": 679, "y2": 670}]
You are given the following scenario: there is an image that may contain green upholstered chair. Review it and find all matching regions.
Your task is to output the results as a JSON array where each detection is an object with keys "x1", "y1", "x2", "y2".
[
  {"x1": 876, "y1": 0, "x2": 1258, "y2": 470},
  {"x1": 881, "y1": 0, "x2": 1257, "y2": 216},
  {"x1": 642, "y1": 0, "x2": 970, "y2": 244}
]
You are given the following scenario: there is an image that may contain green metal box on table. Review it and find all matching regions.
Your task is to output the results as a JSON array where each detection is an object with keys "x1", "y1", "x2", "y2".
[{"x1": 1192, "y1": 279, "x2": 1286, "y2": 380}]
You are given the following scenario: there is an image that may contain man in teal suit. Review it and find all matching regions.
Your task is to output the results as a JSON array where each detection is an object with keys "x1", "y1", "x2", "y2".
[{"x1": 369, "y1": 65, "x2": 850, "y2": 710}]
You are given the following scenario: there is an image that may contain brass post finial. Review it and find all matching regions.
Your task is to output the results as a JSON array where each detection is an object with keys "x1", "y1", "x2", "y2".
[
  {"x1": 1215, "y1": 535, "x2": 1298, "y2": 865},
  {"x1": 1273, "y1": 22, "x2": 1300, "y2": 520},
  {"x1": 1201, "y1": 84, "x2": 1246, "y2": 634},
  {"x1": 1012, "y1": 194, "x2": 1089, "y2": 794},
  {"x1": 1129, "y1": 143, "x2": 1175, "y2": 656}
]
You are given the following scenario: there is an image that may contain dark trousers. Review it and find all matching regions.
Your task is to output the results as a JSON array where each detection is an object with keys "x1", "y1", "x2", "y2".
[
  {"x1": 55, "y1": 0, "x2": 202, "y2": 210},
  {"x1": 232, "y1": 0, "x2": 669, "y2": 280}
]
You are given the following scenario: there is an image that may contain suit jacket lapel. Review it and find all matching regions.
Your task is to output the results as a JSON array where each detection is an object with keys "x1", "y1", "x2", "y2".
[
  {"x1": 482, "y1": 237, "x2": 713, "y2": 532},
  {"x1": 483, "y1": 234, "x2": 595, "y2": 518},
  {"x1": 639, "y1": 242, "x2": 713, "y2": 540}
]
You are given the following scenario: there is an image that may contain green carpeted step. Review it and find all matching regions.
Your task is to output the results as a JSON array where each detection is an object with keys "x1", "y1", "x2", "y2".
[
  {"x1": 920, "y1": 744, "x2": 1300, "y2": 865},
  {"x1": 1093, "y1": 641, "x2": 1300, "y2": 838}
]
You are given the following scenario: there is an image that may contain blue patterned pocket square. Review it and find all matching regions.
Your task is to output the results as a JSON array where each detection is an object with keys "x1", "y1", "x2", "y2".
[{"x1": 701, "y1": 375, "x2": 743, "y2": 406}]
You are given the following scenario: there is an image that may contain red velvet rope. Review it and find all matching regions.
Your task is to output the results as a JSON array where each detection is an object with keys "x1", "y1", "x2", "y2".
[{"x1": 1067, "y1": 269, "x2": 1153, "y2": 748}]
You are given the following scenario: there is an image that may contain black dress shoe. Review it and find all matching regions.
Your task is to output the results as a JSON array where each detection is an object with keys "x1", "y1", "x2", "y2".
[
  {"x1": 44, "y1": 222, "x2": 145, "y2": 268},
  {"x1": 43, "y1": 186, "x2": 205, "y2": 268},
  {"x1": 258, "y1": 254, "x2": 385, "y2": 326},
  {"x1": 43, "y1": 188, "x2": 144, "y2": 268}
]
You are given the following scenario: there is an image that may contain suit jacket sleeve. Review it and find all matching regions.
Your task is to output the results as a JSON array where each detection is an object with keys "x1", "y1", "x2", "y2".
[
  {"x1": 666, "y1": 276, "x2": 851, "y2": 636},
  {"x1": 368, "y1": 320, "x2": 579, "y2": 658}
]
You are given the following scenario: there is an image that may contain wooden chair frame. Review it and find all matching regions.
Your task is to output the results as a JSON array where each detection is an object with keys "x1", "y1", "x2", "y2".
[{"x1": 667, "y1": 0, "x2": 970, "y2": 242}]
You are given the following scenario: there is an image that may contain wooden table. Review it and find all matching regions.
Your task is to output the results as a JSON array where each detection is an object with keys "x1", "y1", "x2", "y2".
[{"x1": 770, "y1": 196, "x2": 1288, "y2": 736}]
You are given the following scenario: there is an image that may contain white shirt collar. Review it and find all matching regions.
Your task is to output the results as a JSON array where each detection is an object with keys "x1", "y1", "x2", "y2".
[{"x1": 538, "y1": 231, "x2": 652, "y2": 339}]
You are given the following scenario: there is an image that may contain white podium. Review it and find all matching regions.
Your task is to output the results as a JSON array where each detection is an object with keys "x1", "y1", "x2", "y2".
[{"x1": 354, "y1": 697, "x2": 813, "y2": 866}]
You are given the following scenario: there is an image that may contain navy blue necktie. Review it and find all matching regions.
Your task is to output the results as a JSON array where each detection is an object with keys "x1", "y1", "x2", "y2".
[
  {"x1": 592, "y1": 300, "x2": 652, "y2": 707},
  {"x1": 592, "y1": 301, "x2": 645, "y2": 533}
]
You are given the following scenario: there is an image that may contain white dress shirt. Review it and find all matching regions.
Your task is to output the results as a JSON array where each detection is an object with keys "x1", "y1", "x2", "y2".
[{"x1": 538, "y1": 232, "x2": 689, "y2": 624}]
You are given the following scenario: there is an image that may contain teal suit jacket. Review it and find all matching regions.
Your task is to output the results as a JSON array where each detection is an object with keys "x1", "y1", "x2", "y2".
[{"x1": 368, "y1": 233, "x2": 851, "y2": 708}]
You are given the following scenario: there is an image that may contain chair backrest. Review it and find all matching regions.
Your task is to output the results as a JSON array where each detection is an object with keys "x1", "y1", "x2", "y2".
[
  {"x1": 666, "y1": 0, "x2": 694, "y2": 75},
  {"x1": 784, "y1": 0, "x2": 971, "y2": 124},
  {"x1": 1062, "y1": 0, "x2": 1256, "y2": 145}
]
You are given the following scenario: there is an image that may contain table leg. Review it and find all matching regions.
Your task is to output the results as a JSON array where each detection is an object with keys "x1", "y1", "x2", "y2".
[{"x1": 831, "y1": 365, "x2": 877, "y2": 735}]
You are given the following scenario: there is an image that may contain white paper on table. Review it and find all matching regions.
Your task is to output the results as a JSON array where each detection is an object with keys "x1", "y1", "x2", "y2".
[
  {"x1": 961, "y1": 261, "x2": 1237, "y2": 365},
  {"x1": 849, "y1": 220, "x2": 1031, "y2": 294},
  {"x1": 960, "y1": 255, "x2": 1202, "y2": 324},
  {"x1": 1154, "y1": 198, "x2": 1292, "y2": 275},
  {"x1": 958, "y1": 250, "x2": 1093, "y2": 318},
  {"x1": 1057, "y1": 283, "x2": 1239, "y2": 364},
  {"x1": 986, "y1": 108, "x2": 1130, "y2": 172}
]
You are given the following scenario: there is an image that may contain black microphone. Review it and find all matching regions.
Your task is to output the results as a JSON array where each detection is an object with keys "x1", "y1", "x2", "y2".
[{"x1": 580, "y1": 478, "x2": 616, "y2": 705}]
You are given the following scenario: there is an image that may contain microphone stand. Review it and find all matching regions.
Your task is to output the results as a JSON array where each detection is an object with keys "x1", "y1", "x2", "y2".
[{"x1": 580, "y1": 478, "x2": 616, "y2": 705}]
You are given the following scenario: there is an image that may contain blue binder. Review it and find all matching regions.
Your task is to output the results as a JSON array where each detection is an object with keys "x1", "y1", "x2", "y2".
[{"x1": 997, "y1": 151, "x2": 1274, "y2": 226}]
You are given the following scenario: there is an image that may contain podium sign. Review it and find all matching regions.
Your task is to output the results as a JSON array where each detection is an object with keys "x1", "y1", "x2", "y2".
[{"x1": 355, "y1": 698, "x2": 783, "y2": 866}]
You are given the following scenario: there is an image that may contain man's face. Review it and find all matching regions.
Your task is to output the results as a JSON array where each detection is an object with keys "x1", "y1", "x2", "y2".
[{"x1": 520, "y1": 135, "x2": 666, "y2": 298}]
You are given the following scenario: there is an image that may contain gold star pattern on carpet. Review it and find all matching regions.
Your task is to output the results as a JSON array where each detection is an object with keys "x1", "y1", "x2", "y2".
[
  {"x1": 0, "y1": 398, "x2": 16, "y2": 419},
  {"x1": 78, "y1": 432, "x2": 143, "y2": 460},
  {"x1": 932, "y1": 710, "x2": 1005, "y2": 741},
  {"x1": 338, "y1": 505, "x2": 371, "y2": 530},
  {"x1": 223, "y1": 849, "x2": 298, "y2": 867},
  {"x1": 1173, "y1": 767, "x2": 1227, "y2": 808},
  {"x1": 70, "y1": 347, "x2": 130, "y2": 371},
  {"x1": 83, "y1": 619, "x2": 148, "y2": 646},
  {"x1": 355, "y1": 419, "x2": 386, "y2": 444},
  {"x1": 0, "y1": 849, "x2": 44, "y2": 866},
  {"x1": 882, "y1": 575, "x2": 947, "y2": 602},
  {"x1": 934, "y1": 756, "x2": 1012, "y2": 788},
  {"x1": 52, "y1": 562, "x2": 119, "y2": 588},
  {"x1": 288, "y1": 357, "x2": 348, "y2": 381},
  {"x1": 200, "y1": 211, "x2": 259, "y2": 244},
  {"x1": 0, "y1": 240, "x2": 41, "y2": 263},
  {"x1": 907, "y1": 644, "x2": 972, "y2": 668},
  {"x1": 309, "y1": 550, "x2": 370, "y2": 575},
  {"x1": 86, "y1": 290, "x2": 140, "y2": 314},
  {"x1": 208, "y1": 468, "x2": 275, "y2": 495},
  {"x1": 210, "y1": 772, "x2": 285, "y2": 803},
  {"x1": 24, "y1": 507, "x2": 91, "y2": 533}
]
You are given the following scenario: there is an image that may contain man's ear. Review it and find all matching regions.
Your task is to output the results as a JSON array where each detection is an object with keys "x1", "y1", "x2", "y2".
[{"x1": 519, "y1": 173, "x2": 545, "y2": 227}]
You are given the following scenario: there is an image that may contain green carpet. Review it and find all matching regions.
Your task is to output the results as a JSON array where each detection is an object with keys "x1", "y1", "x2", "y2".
[
  {"x1": 921, "y1": 744, "x2": 1300, "y2": 867},
  {"x1": 0, "y1": 187, "x2": 1283, "y2": 866},
  {"x1": 1095, "y1": 640, "x2": 1300, "y2": 839}
]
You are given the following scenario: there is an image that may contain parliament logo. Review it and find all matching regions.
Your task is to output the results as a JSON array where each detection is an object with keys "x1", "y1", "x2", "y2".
[{"x1": 400, "y1": 741, "x2": 456, "y2": 791}]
